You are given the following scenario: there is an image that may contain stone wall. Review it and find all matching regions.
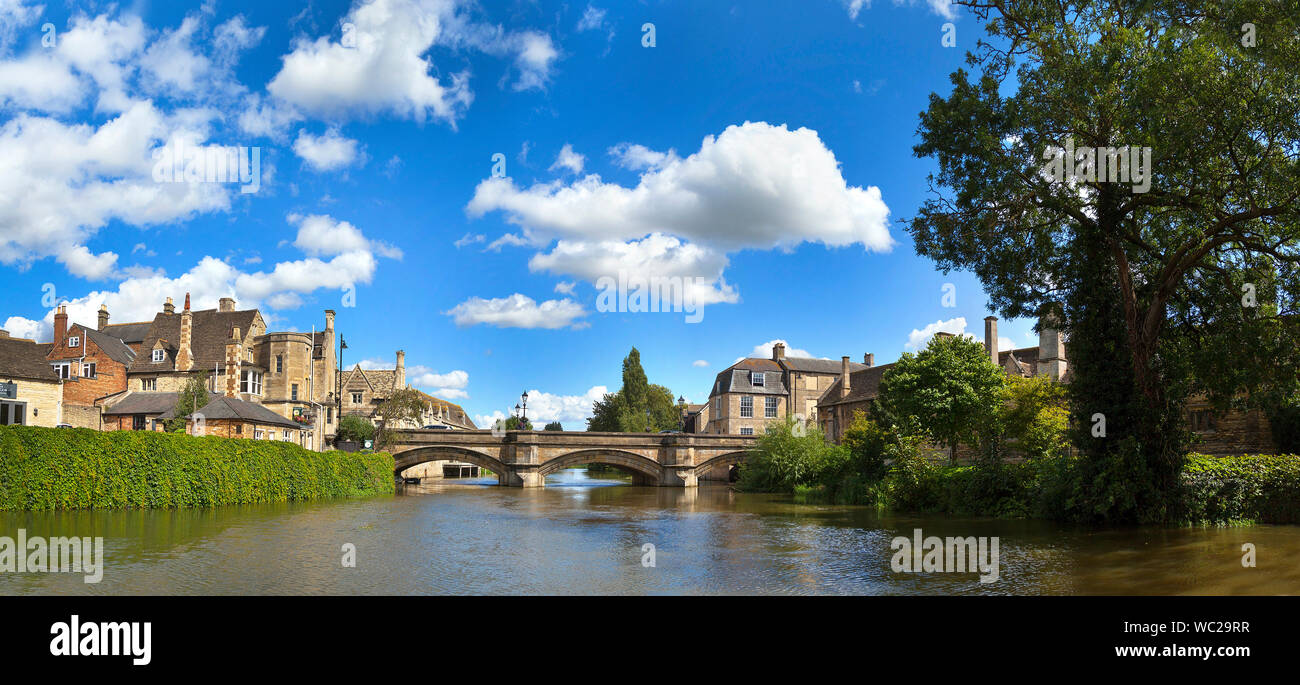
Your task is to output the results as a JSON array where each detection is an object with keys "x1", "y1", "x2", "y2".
[{"x1": 4, "y1": 379, "x2": 62, "y2": 427}]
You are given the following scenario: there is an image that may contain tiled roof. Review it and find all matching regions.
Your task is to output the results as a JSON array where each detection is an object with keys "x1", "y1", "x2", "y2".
[
  {"x1": 127, "y1": 308, "x2": 261, "y2": 373},
  {"x1": 818, "y1": 345, "x2": 1052, "y2": 408},
  {"x1": 76, "y1": 324, "x2": 137, "y2": 366},
  {"x1": 782, "y1": 356, "x2": 867, "y2": 374},
  {"x1": 101, "y1": 322, "x2": 152, "y2": 345},
  {"x1": 713, "y1": 359, "x2": 788, "y2": 395},
  {"x1": 102, "y1": 391, "x2": 187, "y2": 415},
  {"x1": 168, "y1": 395, "x2": 300, "y2": 429},
  {"x1": 0, "y1": 337, "x2": 58, "y2": 381}
]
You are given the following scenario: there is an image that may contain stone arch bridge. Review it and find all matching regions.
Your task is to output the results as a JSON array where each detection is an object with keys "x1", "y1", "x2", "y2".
[{"x1": 388, "y1": 430, "x2": 759, "y2": 487}]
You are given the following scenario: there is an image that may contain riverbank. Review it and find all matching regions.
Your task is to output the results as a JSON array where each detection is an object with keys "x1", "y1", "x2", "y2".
[
  {"x1": 789, "y1": 453, "x2": 1300, "y2": 526},
  {"x1": 0, "y1": 425, "x2": 394, "y2": 510}
]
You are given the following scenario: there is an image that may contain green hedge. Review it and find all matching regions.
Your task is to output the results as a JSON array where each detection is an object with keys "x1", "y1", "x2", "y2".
[
  {"x1": 0, "y1": 425, "x2": 395, "y2": 510},
  {"x1": 1175, "y1": 454, "x2": 1300, "y2": 525}
]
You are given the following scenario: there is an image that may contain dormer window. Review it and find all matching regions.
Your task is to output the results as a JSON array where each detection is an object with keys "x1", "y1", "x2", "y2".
[
  {"x1": 67, "y1": 336, "x2": 80, "y2": 348},
  {"x1": 151, "y1": 349, "x2": 165, "y2": 363},
  {"x1": 751, "y1": 371, "x2": 765, "y2": 387}
]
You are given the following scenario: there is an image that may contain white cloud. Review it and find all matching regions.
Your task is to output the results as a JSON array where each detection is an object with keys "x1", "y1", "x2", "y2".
[
  {"x1": 528, "y1": 233, "x2": 739, "y2": 306},
  {"x1": 999, "y1": 336, "x2": 1016, "y2": 352},
  {"x1": 484, "y1": 232, "x2": 530, "y2": 251},
  {"x1": 454, "y1": 232, "x2": 485, "y2": 248},
  {"x1": 1, "y1": 315, "x2": 42, "y2": 340},
  {"x1": 468, "y1": 121, "x2": 892, "y2": 252},
  {"x1": 692, "y1": 359, "x2": 709, "y2": 367},
  {"x1": 0, "y1": 0, "x2": 42, "y2": 53},
  {"x1": 445, "y1": 293, "x2": 587, "y2": 329},
  {"x1": 292, "y1": 128, "x2": 363, "y2": 171},
  {"x1": 576, "y1": 5, "x2": 607, "y2": 32},
  {"x1": 549, "y1": 143, "x2": 584, "y2": 175},
  {"x1": 521, "y1": 385, "x2": 607, "y2": 424},
  {"x1": 905, "y1": 317, "x2": 972, "y2": 351},
  {"x1": 58, "y1": 245, "x2": 120, "y2": 280},
  {"x1": 749, "y1": 339, "x2": 817, "y2": 360},
  {"x1": 845, "y1": 0, "x2": 870, "y2": 20},
  {"x1": 553, "y1": 281, "x2": 576, "y2": 295},
  {"x1": 607, "y1": 142, "x2": 677, "y2": 171},
  {"x1": 289, "y1": 213, "x2": 403, "y2": 259}
]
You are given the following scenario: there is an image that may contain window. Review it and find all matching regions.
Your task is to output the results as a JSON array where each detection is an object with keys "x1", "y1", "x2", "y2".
[
  {"x1": 67, "y1": 336, "x2": 80, "y2": 348},
  {"x1": 291, "y1": 384, "x2": 298, "y2": 401},
  {"x1": 52, "y1": 363, "x2": 70, "y2": 379},
  {"x1": 351, "y1": 392, "x2": 362, "y2": 404},
  {"x1": 751, "y1": 371, "x2": 764, "y2": 387},
  {"x1": 713, "y1": 397, "x2": 721, "y2": 416},
  {"x1": 132, "y1": 415, "x2": 146, "y2": 431},
  {"x1": 254, "y1": 429, "x2": 264, "y2": 440},
  {"x1": 151, "y1": 349, "x2": 164, "y2": 363},
  {"x1": 740, "y1": 396, "x2": 753, "y2": 418},
  {"x1": 240, "y1": 370, "x2": 263, "y2": 395},
  {"x1": 327, "y1": 407, "x2": 333, "y2": 425},
  {"x1": 0, "y1": 401, "x2": 26, "y2": 425},
  {"x1": 1191, "y1": 409, "x2": 1217, "y2": 433},
  {"x1": 282, "y1": 431, "x2": 293, "y2": 442},
  {"x1": 82, "y1": 362, "x2": 96, "y2": 378},
  {"x1": 276, "y1": 355, "x2": 283, "y2": 373},
  {"x1": 267, "y1": 431, "x2": 276, "y2": 441},
  {"x1": 765, "y1": 396, "x2": 778, "y2": 418},
  {"x1": 234, "y1": 424, "x2": 242, "y2": 435},
  {"x1": 739, "y1": 427, "x2": 754, "y2": 436},
  {"x1": 142, "y1": 378, "x2": 157, "y2": 391}
]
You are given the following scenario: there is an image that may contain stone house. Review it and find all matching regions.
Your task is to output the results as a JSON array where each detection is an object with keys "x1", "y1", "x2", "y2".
[
  {"x1": 816, "y1": 315, "x2": 1276, "y2": 457},
  {"x1": 44, "y1": 305, "x2": 137, "y2": 429},
  {"x1": 700, "y1": 343, "x2": 869, "y2": 435},
  {"x1": 0, "y1": 331, "x2": 62, "y2": 427},
  {"x1": 169, "y1": 394, "x2": 305, "y2": 442},
  {"x1": 105, "y1": 294, "x2": 337, "y2": 449}
]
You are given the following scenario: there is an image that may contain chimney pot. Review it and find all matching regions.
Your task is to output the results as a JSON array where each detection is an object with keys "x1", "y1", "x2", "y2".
[
  {"x1": 98, "y1": 304, "x2": 109, "y2": 331},
  {"x1": 163, "y1": 297, "x2": 175, "y2": 314},
  {"x1": 183, "y1": 292, "x2": 191, "y2": 311},
  {"x1": 218, "y1": 297, "x2": 235, "y2": 313}
]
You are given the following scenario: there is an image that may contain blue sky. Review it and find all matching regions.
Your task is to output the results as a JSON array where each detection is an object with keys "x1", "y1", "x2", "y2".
[{"x1": 0, "y1": 0, "x2": 1037, "y2": 427}]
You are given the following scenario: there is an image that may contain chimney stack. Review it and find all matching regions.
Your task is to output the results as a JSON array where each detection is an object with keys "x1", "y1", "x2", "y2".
[
  {"x1": 864, "y1": 353, "x2": 874, "y2": 367},
  {"x1": 219, "y1": 297, "x2": 235, "y2": 313},
  {"x1": 984, "y1": 316, "x2": 999, "y2": 367},
  {"x1": 840, "y1": 356, "x2": 851, "y2": 398},
  {"x1": 176, "y1": 292, "x2": 194, "y2": 371},
  {"x1": 1037, "y1": 308, "x2": 1067, "y2": 380},
  {"x1": 395, "y1": 350, "x2": 406, "y2": 390},
  {"x1": 53, "y1": 305, "x2": 68, "y2": 345},
  {"x1": 225, "y1": 326, "x2": 241, "y2": 397},
  {"x1": 772, "y1": 342, "x2": 786, "y2": 362},
  {"x1": 324, "y1": 309, "x2": 335, "y2": 332},
  {"x1": 98, "y1": 304, "x2": 109, "y2": 331},
  {"x1": 163, "y1": 297, "x2": 175, "y2": 314}
]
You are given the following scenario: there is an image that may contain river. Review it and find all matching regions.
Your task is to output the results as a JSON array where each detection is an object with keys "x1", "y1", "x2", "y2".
[{"x1": 1, "y1": 467, "x2": 1296, "y2": 595}]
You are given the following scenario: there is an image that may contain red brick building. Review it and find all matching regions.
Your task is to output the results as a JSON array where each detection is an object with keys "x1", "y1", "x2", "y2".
[{"x1": 44, "y1": 305, "x2": 138, "y2": 429}]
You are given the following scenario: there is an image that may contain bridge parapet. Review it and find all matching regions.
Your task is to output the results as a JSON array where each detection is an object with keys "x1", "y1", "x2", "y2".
[{"x1": 387, "y1": 430, "x2": 758, "y2": 487}]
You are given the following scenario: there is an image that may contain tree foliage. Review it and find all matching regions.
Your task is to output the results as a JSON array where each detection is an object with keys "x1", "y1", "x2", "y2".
[
  {"x1": 543, "y1": 421, "x2": 563, "y2": 431},
  {"x1": 166, "y1": 371, "x2": 210, "y2": 432},
  {"x1": 876, "y1": 334, "x2": 1007, "y2": 462},
  {"x1": 910, "y1": 1, "x2": 1300, "y2": 519},
  {"x1": 337, "y1": 415, "x2": 375, "y2": 443},
  {"x1": 373, "y1": 387, "x2": 429, "y2": 449},
  {"x1": 587, "y1": 348, "x2": 682, "y2": 432}
]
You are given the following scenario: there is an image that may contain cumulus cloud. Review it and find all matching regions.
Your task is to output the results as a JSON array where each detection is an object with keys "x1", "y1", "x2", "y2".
[
  {"x1": 692, "y1": 359, "x2": 709, "y2": 367},
  {"x1": 292, "y1": 128, "x2": 363, "y2": 171},
  {"x1": 528, "y1": 233, "x2": 739, "y2": 306},
  {"x1": 479, "y1": 385, "x2": 607, "y2": 425},
  {"x1": 548, "y1": 143, "x2": 584, "y2": 175},
  {"x1": 290, "y1": 213, "x2": 403, "y2": 259},
  {"x1": 607, "y1": 142, "x2": 677, "y2": 171},
  {"x1": 905, "y1": 317, "x2": 972, "y2": 351},
  {"x1": 267, "y1": 0, "x2": 558, "y2": 123},
  {"x1": 749, "y1": 339, "x2": 817, "y2": 360},
  {"x1": 445, "y1": 293, "x2": 587, "y2": 329},
  {"x1": 553, "y1": 281, "x2": 576, "y2": 295}
]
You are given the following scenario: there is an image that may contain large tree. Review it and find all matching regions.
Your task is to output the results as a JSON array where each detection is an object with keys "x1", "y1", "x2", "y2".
[
  {"x1": 876, "y1": 334, "x2": 1007, "y2": 462},
  {"x1": 374, "y1": 387, "x2": 430, "y2": 450},
  {"x1": 167, "y1": 371, "x2": 210, "y2": 433},
  {"x1": 587, "y1": 348, "x2": 681, "y2": 432},
  {"x1": 910, "y1": 1, "x2": 1300, "y2": 518}
]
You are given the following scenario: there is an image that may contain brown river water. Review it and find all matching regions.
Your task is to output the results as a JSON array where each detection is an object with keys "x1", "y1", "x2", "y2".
[{"x1": 1, "y1": 467, "x2": 1297, "y2": 595}]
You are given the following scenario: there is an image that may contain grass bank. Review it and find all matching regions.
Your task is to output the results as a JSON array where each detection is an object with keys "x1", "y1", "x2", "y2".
[{"x1": 0, "y1": 425, "x2": 395, "y2": 510}]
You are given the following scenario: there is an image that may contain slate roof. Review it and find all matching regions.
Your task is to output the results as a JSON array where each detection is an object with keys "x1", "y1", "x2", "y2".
[
  {"x1": 164, "y1": 395, "x2": 300, "y2": 429},
  {"x1": 101, "y1": 321, "x2": 152, "y2": 346},
  {"x1": 0, "y1": 337, "x2": 59, "y2": 382},
  {"x1": 782, "y1": 357, "x2": 867, "y2": 374},
  {"x1": 102, "y1": 391, "x2": 186, "y2": 416},
  {"x1": 818, "y1": 345, "x2": 1050, "y2": 408},
  {"x1": 127, "y1": 308, "x2": 261, "y2": 373},
  {"x1": 75, "y1": 324, "x2": 137, "y2": 366},
  {"x1": 712, "y1": 359, "x2": 789, "y2": 396}
]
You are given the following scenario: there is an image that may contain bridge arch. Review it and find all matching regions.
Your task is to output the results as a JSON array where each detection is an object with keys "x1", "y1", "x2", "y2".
[
  {"x1": 537, "y1": 449, "x2": 664, "y2": 481},
  {"x1": 692, "y1": 450, "x2": 752, "y2": 476},
  {"x1": 392, "y1": 446, "x2": 508, "y2": 479}
]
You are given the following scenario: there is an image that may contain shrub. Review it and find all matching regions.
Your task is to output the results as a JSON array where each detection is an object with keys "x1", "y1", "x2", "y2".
[
  {"x1": 1174, "y1": 454, "x2": 1300, "y2": 525},
  {"x1": 0, "y1": 425, "x2": 394, "y2": 510},
  {"x1": 337, "y1": 415, "x2": 375, "y2": 443},
  {"x1": 736, "y1": 418, "x2": 839, "y2": 493}
]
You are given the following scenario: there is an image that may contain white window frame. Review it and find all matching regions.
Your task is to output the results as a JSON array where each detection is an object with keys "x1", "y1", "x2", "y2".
[
  {"x1": 740, "y1": 396, "x2": 753, "y2": 418},
  {"x1": 739, "y1": 427, "x2": 754, "y2": 436},
  {"x1": 67, "y1": 336, "x2": 80, "y2": 348},
  {"x1": 82, "y1": 362, "x2": 96, "y2": 378},
  {"x1": 254, "y1": 429, "x2": 264, "y2": 440},
  {"x1": 751, "y1": 371, "x2": 764, "y2": 387},
  {"x1": 151, "y1": 349, "x2": 165, "y2": 363},
  {"x1": 241, "y1": 370, "x2": 263, "y2": 395},
  {"x1": 142, "y1": 378, "x2": 157, "y2": 391},
  {"x1": 765, "y1": 396, "x2": 778, "y2": 418},
  {"x1": 52, "y1": 363, "x2": 71, "y2": 379}
]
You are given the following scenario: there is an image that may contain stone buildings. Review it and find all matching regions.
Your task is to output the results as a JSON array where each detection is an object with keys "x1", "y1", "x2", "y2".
[
  {"x1": 44, "y1": 305, "x2": 138, "y2": 428},
  {"x1": 698, "y1": 343, "x2": 869, "y2": 435},
  {"x1": 0, "y1": 330, "x2": 62, "y2": 427}
]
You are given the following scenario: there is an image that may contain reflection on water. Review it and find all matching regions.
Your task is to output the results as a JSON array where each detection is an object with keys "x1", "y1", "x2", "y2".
[{"x1": 1, "y1": 468, "x2": 1297, "y2": 595}]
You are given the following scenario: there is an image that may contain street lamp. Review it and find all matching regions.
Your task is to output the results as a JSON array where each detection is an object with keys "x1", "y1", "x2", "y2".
[{"x1": 520, "y1": 391, "x2": 529, "y2": 426}]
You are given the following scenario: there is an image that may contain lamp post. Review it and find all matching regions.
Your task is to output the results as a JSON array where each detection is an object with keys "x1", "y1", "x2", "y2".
[
  {"x1": 337, "y1": 335, "x2": 347, "y2": 436},
  {"x1": 520, "y1": 391, "x2": 529, "y2": 428},
  {"x1": 678, "y1": 395, "x2": 687, "y2": 431}
]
